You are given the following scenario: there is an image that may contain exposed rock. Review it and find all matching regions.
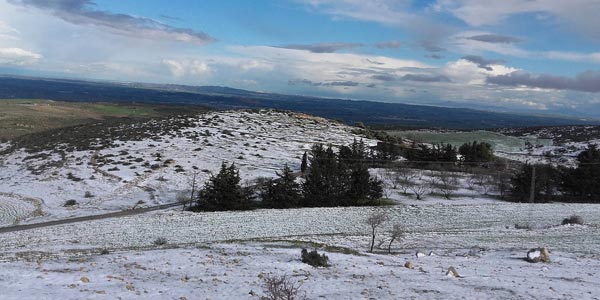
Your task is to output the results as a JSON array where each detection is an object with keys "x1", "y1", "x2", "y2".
[
  {"x1": 415, "y1": 251, "x2": 426, "y2": 258},
  {"x1": 80, "y1": 277, "x2": 90, "y2": 283},
  {"x1": 526, "y1": 247, "x2": 550, "y2": 263},
  {"x1": 446, "y1": 266, "x2": 460, "y2": 278},
  {"x1": 428, "y1": 251, "x2": 436, "y2": 256},
  {"x1": 404, "y1": 261, "x2": 414, "y2": 269}
]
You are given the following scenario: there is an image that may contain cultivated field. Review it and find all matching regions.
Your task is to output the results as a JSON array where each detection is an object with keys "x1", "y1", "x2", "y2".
[{"x1": 0, "y1": 99, "x2": 207, "y2": 139}]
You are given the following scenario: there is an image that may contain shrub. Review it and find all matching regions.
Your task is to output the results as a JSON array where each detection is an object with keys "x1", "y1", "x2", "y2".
[
  {"x1": 260, "y1": 274, "x2": 307, "y2": 300},
  {"x1": 562, "y1": 215, "x2": 584, "y2": 225},
  {"x1": 64, "y1": 199, "x2": 78, "y2": 207},
  {"x1": 100, "y1": 249, "x2": 110, "y2": 255},
  {"x1": 84, "y1": 191, "x2": 94, "y2": 198},
  {"x1": 300, "y1": 249, "x2": 329, "y2": 267},
  {"x1": 153, "y1": 237, "x2": 168, "y2": 246}
]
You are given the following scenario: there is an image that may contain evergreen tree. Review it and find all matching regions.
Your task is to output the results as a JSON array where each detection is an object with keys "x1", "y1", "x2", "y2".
[
  {"x1": 302, "y1": 144, "x2": 340, "y2": 207},
  {"x1": 562, "y1": 145, "x2": 600, "y2": 202},
  {"x1": 510, "y1": 164, "x2": 560, "y2": 203},
  {"x1": 459, "y1": 141, "x2": 494, "y2": 163},
  {"x1": 196, "y1": 162, "x2": 251, "y2": 211},
  {"x1": 300, "y1": 152, "x2": 308, "y2": 173},
  {"x1": 261, "y1": 164, "x2": 302, "y2": 208}
]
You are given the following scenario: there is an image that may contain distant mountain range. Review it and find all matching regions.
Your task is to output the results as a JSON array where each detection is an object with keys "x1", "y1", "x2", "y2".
[{"x1": 0, "y1": 75, "x2": 597, "y2": 129}]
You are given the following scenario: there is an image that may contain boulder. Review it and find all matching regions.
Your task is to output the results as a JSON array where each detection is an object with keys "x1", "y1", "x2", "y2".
[
  {"x1": 526, "y1": 247, "x2": 550, "y2": 263},
  {"x1": 415, "y1": 251, "x2": 426, "y2": 258},
  {"x1": 404, "y1": 261, "x2": 414, "y2": 269},
  {"x1": 446, "y1": 266, "x2": 460, "y2": 278}
]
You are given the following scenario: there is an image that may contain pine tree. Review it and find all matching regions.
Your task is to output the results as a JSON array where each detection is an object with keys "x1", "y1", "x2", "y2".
[
  {"x1": 562, "y1": 145, "x2": 600, "y2": 202},
  {"x1": 300, "y1": 152, "x2": 308, "y2": 173},
  {"x1": 196, "y1": 162, "x2": 250, "y2": 211},
  {"x1": 302, "y1": 144, "x2": 341, "y2": 207},
  {"x1": 262, "y1": 164, "x2": 302, "y2": 208}
]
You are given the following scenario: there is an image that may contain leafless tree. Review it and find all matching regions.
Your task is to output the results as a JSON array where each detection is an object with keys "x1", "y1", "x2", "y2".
[
  {"x1": 409, "y1": 179, "x2": 429, "y2": 200},
  {"x1": 261, "y1": 274, "x2": 308, "y2": 300},
  {"x1": 387, "y1": 223, "x2": 404, "y2": 253},
  {"x1": 432, "y1": 170, "x2": 459, "y2": 199},
  {"x1": 366, "y1": 211, "x2": 389, "y2": 253},
  {"x1": 393, "y1": 166, "x2": 416, "y2": 195},
  {"x1": 179, "y1": 171, "x2": 200, "y2": 210},
  {"x1": 491, "y1": 171, "x2": 512, "y2": 199}
]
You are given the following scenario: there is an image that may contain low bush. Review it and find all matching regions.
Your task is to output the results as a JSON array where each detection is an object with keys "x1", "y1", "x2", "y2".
[
  {"x1": 64, "y1": 199, "x2": 77, "y2": 207},
  {"x1": 300, "y1": 248, "x2": 329, "y2": 267},
  {"x1": 562, "y1": 215, "x2": 584, "y2": 225},
  {"x1": 261, "y1": 274, "x2": 307, "y2": 300},
  {"x1": 153, "y1": 237, "x2": 167, "y2": 246}
]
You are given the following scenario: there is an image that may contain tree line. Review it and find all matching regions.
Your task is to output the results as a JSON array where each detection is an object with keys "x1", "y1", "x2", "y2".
[
  {"x1": 189, "y1": 140, "x2": 384, "y2": 211},
  {"x1": 510, "y1": 145, "x2": 600, "y2": 203}
]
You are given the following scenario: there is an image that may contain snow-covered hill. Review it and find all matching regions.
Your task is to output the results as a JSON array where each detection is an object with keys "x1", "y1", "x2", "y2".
[{"x1": 0, "y1": 110, "x2": 374, "y2": 224}]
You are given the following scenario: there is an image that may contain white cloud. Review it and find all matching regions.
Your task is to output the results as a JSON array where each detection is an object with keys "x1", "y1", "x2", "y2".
[
  {"x1": 162, "y1": 59, "x2": 211, "y2": 78},
  {"x1": 434, "y1": 0, "x2": 600, "y2": 39},
  {"x1": 0, "y1": 47, "x2": 41, "y2": 65},
  {"x1": 297, "y1": 0, "x2": 417, "y2": 26}
]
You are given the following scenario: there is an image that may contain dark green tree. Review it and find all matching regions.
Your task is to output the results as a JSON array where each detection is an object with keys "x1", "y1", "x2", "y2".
[
  {"x1": 195, "y1": 162, "x2": 251, "y2": 211},
  {"x1": 510, "y1": 164, "x2": 561, "y2": 203},
  {"x1": 302, "y1": 144, "x2": 341, "y2": 207},
  {"x1": 561, "y1": 145, "x2": 600, "y2": 202},
  {"x1": 459, "y1": 141, "x2": 494, "y2": 163},
  {"x1": 261, "y1": 164, "x2": 302, "y2": 208},
  {"x1": 300, "y1": 152, "x2": 308, "y2": 173}
]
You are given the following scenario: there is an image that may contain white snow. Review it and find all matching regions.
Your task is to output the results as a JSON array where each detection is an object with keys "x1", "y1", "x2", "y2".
[{"x1": 0, "y1": 110, "x2": 375, "y2": 223}]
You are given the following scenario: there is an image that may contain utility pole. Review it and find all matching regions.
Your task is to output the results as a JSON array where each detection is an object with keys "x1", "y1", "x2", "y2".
[{"x1": 529, "y1": 165, "x2": 536, "y2": 204}]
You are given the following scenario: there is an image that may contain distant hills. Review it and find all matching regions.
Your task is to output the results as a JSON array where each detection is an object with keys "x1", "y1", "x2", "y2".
[{"x1": 0, "y1": 75, "x2": 596, "y2": 129}]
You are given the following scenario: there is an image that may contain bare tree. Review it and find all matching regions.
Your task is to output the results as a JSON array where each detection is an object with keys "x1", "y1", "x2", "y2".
[
  {"x1": 387, "y1": 223, "x2": 404, "y2": 253},
  {"x1": 261, "y1": 274, "x2": 308, "y2": 300},
  {"x1": 409, "y1": 177, "x2": 429, "y2": 200},
  {"x1": 365, "y1": 211, "x2": 389, "y2": 253},
  {"x1": 491, "y1": 171, "x2": 512, "y2": 199},
  {"x1": 179, "y1": 171, "x2": 200, "y2": 210},
  {"x1": 432, "y1": 170, "x2": 459, "y2": 199},
  {"x1": 393, "y1": 166, "x2": 416, "y2": 195}
]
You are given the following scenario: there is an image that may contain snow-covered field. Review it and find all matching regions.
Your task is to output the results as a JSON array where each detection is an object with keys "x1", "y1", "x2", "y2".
[
  {"x1": 0, "y1": 203, "x2": 599, "y2": 299},
  {"x1": 0, "y1": 110, "x2": 374, "y2": 223},
  {"x1": 0, "y1": 194, "x2": 38, "y2": 226},
  {"x1": 1, "y1": 243, "x2": 598, "y2": 300}
]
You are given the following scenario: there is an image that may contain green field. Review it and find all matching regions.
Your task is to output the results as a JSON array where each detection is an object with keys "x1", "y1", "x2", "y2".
[
  {"x1": 0, "y1": 100, "x2": 207, "y2": 140},
  {"x1": 387, "y1": 130, "x2": 552, "y2": 152}
]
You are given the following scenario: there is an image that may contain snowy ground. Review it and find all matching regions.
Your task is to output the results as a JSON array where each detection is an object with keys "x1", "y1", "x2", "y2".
[
  {"x1": 1, "y1": 243, "x2": 598, "y2": 300},
  {"x1": 0, "y1": 203, "x2": 599, "y2": 299},
  {"x1": 0, "y1": 110, "x2": 375, "y2": 224}
]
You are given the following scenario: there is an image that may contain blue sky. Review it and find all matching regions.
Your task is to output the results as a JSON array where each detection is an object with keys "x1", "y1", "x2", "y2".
[{"x1": 1, "y1": 0, "x2": 600, "y2": 117}]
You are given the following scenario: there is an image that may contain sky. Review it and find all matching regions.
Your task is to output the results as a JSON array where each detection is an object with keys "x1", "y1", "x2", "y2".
[{"x1": 1, "y1": 0, "x2": 600, "y2": 118}]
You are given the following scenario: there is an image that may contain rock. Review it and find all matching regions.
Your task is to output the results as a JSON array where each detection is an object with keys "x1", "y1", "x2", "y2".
[
  {"x1": 527, "y1": 247, "x2": 550, "y2": 263},
  {"x1": 415, "y1": 251, "x2": 426, "y2": 258},
  {"x1": 446, "y1": 266, "x2": 460, "y2": 278},
  {"x1": 80, "y1": 277, "x2": 90, "y2": 283},
  {"x1": 404, "y1": 261, "x2": 414, "y2": 269}
]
